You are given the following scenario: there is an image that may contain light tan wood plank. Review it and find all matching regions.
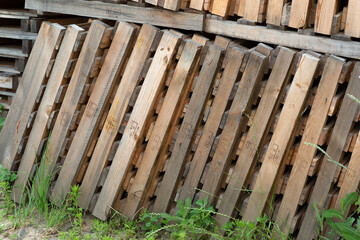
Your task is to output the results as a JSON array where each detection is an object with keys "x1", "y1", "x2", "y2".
[
  {"x1": 189, "y1": 0, "x2": 204, "y2": 10},
  {"x1": 178, "y1": 47, "x2": 247, "y2": 204},
  {"x1": 244, "y1": 0, "x2": 262, "y2": 22},
  {"x1": 51, "y1": 22, "x2": 137, "y2": 202},
  {"x1": 297, "y1": 62, "x2": 360, "y2": 240},
  {"x1": 11, "y1": 25, "x2": 84, "y2": 202},
  {"x1": 152, "y1": 44, "x2": 224, "y2": 213},
  {"x1": 243, "y1": 53, "x2": 319, "y2": 222},
  {"x1": 74, "y1": 24, "x2": 159, "y2": 211},
  {"x1": 91, "y1": 31, "x2": 181, "y2": 220},
  {"x1": 288, "y1": 0, "x2": 311, "y2": 28},
  {"x1": 314, "y1": 0, "x2": 338, "y2": 35},
  {"x1": 345, "y1": 0, "x2": 360, "y2": 38},
  {"x1": 275, "y1": 55, "x2": 345, "y2": 236},
  {"x1": 199, "y1": 51, "x2": 267, "y2": 205},
  {"x1": 0, "y1": 22, "x2": 64, "y2": 170},
  {"x1": 211, "y1": 0, "x2": 232, "y2": 17},
  {"x1": 216, "y1": 47, "x2": 296, "y2": 226},
  {"x1": 266, "y1": 0, "x2": 286, "y2": 25},
  {"x1": 119, "y1": 39, "x2": 202, "y2": 219},
  {"x1": 164, "y1": 0, "x2": 181, "y2": 11}
]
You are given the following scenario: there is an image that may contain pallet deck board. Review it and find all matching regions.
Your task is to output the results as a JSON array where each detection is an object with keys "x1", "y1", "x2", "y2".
[
  {"x1": 297, "y1": 62, "x2": 360, "y2": 240},
  {"x1": 92, "y1": 31, "x2": 181, "y2": 220},
  {"x1": 243, "y1": 53, "x2": 320, "y2": 222},
  {"x1": 275, "y1": 55, "x2": 345, "y2": 236},
  {"x1": 51, "y1": 21, "x2": 137, "y2": 202},
  {"x1": 152, "y1": 44, "x2": 224, "y2": 213}
]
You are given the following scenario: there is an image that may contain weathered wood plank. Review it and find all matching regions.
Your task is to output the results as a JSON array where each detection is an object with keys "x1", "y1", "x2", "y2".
[
  {"x1": 199, "y1": 51, "x2": 267, "y2": 205},
  {"x1": 204, "y1": 19, "x2": 360, "y2": 59},
  {"x1": 119, "y1": 39, "x2": 202, "y2": 219},
  {"x1": 297, "y1": 62, "x2": 360, "y2": 240},
  {"x1": 164, "y1": 0, "x2": 181, "y2": 11},
  {"x1": 45, "y1": 20, "x2": 109, "y2": 177},
  {"x1": 216, "y1": 47, "x2": 296, "y2": 226},
  {"x1": 152, "y1": 45, "x2": 224, "y2": 213},
  {"x1": 190, "y1": 0, "x2": 205, "y2": 11},
  {"x1": 288, "y1": 0, "x2": 311, "y2": 28},
  {"x1": 243, "y1": 53, "x2": 320, "y2": 222},
  {"x1": 178, "y1": 46, "x2": 247, "y2": 203},
  {"x1": 0, "y1": 22, "x2": 64, "y2": 170},
  {"x1": 74, "y1": 24, "x2": 159, "y2": 211},
  {"x1": 91, "y1": 31, "x2": 181, "y2": 220},
  {"x1": 275, "y1": 55, "x2": 345, "y2": 236},
  {"x1": 51, "y1": 22, "x2": 137, "y2": 202},
  {"x1": 25, "y1": 0, "x2": 204, "y2": 31},
  {"x1": 211, "y1": 0, "x2": 232, "y2": 17},
  {"x1": 244, "y1": 0, "x2": 263, "y2": 22},
  {"x1": 314, "y1": 0, "x2": 338, "y2": 35},
  {"x1": 266, "y1": 0, "x2": 286, "y2": 25},
  {"x1": 11, "y1": 25, "x2": 84, "y2": 202},
  {"x1": 345, "y1": 0, "x2": 360, "y2": 38}
]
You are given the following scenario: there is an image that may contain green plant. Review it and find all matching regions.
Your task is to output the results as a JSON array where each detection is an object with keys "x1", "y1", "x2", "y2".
[
  {"x1": 146, "y1": 197, "x2": 221, "y2": 239},
  {"x1": 315, "y1": 192, "x2": 360, "y2": 239}
]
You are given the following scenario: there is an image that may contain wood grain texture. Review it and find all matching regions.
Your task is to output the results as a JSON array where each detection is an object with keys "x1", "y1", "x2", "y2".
[
  {"x1": 204, "y1": 19, "x2": 360, "y2": 59},
  {"x1": 178, "y1": 47, "x2": 247, "y2": 204},
  {"x1": 266, "y1": 0, "x2": 286, "y2": 25},
  {"x1": 92, "y1": 31, "x2": 181, "y2": 220},
  {"x1": 275, "y1": 55, "x2": 345, "y2": 236},
  {"x1": 199, "y1": 51, "x2": 267, "y2": 205},
  {"x1": 211, "y1": 0, "x2": 232, "y2": 17},
  {"x1": 45, "y1": 20, "x2": 109, "y2": 179},
  {"x1": 216, "y1": 47, "x2": 296, "y2": 226},
  {"x1": 297, "y1": 62, "x2": 360, "y2": 240},
  {"x1": 243, "y1": 53, "x2": 320, "y2": 222},
  {"x1": 75, "y1": 24, "x2": 159, "y2": 211},
  {"x1": 152, "y1": 45, "x2": 224, "y2": 213},
  {"x1": 119, "y1": 39, "x2": 202, "y2": 219},
  {"x1": 164, "y1": 0, "x2": 181, "y2": 11},
  {"x1": 25, "y1": 0, "x2": 204, "y2": 31},
  {"x1": 11, "y1": 25, "x2": 84, "y2": 202},
  {"x1": 314, "y1": 0, "x2": 338, "y2": 35},
  {"x1": 51, "y1": 22, "x2": 137, "y2": 202},
  {"x1": 345, "y1": 0, "x2": 360, "y2": 38},
  {"x1": 244, "y1": 0, "x2": 262, "y2": 22},
  {"x1": 288, "y1": 0, "x2": 311, "y2": 28},
  {"x1": 189, "y1": 0, "x2": 205, "y2": 10},
  {"x1": 0, "y1": 22, "x2": 64, "y2": 170}
]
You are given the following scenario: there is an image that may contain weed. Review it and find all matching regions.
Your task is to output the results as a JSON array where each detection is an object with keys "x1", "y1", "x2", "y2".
[{"x1": 0, "y1": 102, "x2": 5, "y2": 132}]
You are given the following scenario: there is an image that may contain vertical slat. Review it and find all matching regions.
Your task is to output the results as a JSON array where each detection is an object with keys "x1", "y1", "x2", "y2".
[
  {"x1": 0, "y1": 22, "x2": 64, "y2": 170},
  {"x1": 288, "y1": 0, "x2": 312, "y2": 28},
  {"x1": 275, "y1": 55, "x2": 345, "y2": 236},
  {"x1": 164, "y1": 0, "x2": 182, "y2": 11},
  {"x1": 152, "y1": 45, "x2": 224, "y2": 213},
  {"x1": 216, "y1": 47, "x2": 296, "y2": 226},
  {"x1": 119, "y1": 39, "x2": 202, "y2": 219},
  {"x1": 244, "y1": 0, "x2": 262, "y2": 22},
  {"x1": 242, "y1": 53, "x2": 319, "y2": 222},
  {"x1": 297, "y1": 62, "x2": 360, "y2": 240},
  {"x1": 51, "y1": 22, "x2": 137, "y2": 202},
  {"x1": 314, "y1": 0, "x2": 338, "y2": 35},
  {"x1": 211, "y1": 0, "x2": 232, "y2": 17},
  {"x1": 199, "y1": 51, "x2": 267, "y2": 205},
  {"x1": 11, "y1": 25, "x2": 84, "y2": 202},
  {"x1": 267, "y1": 0, "x2": 287, "y2": 25},
  {"x1": 345, "y1": 0, "x2": 360, "y2": 38},
  {"x1": 91, "y1": 31, "x2": 181, "y2": 220},
  {"x1": 189, "y1": 0, "x2": 205, "y2": 10}
]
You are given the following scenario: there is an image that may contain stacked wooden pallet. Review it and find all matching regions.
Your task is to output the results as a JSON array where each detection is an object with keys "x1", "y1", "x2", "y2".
[
  {"x1": 0, "y1": 2, "x2": 39, "y2": 112},
  {"x1": 1, "y1": 19, "x2": 360, "y2": 239}
]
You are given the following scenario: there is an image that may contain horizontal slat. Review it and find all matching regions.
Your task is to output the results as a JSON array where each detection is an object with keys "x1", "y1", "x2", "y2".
[
  {"x1": 0, "y1": 9, "x2": 38, "y2": 19},
  {"x1": 0, "y1": 27, "x2": 38, "y2": 40},
  {"x1": 0, "y1": 45, "x2": 28, "y2": 58}
]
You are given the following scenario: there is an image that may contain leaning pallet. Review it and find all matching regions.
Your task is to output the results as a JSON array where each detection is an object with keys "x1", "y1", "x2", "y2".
[{"x1": 0, "y1": 21, "x2": 64, "y2": 170}]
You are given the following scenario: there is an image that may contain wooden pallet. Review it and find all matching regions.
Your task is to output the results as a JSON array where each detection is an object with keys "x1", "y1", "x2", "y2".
[{"x1": 2, "y1": 17, "x2": 360, "y2": 239}]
